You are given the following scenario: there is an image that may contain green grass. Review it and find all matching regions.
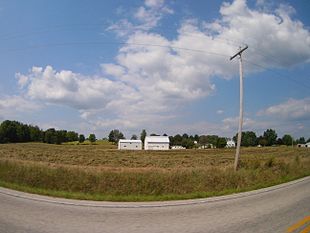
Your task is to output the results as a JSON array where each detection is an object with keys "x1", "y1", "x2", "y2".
[{"x1": 0, "y1": 143, "x2": 309, "y2": 201}]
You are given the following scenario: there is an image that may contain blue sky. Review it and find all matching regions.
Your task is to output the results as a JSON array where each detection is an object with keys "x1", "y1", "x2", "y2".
[{"x1": 0, "y1": 0, "x2": 309, "y2": 139}]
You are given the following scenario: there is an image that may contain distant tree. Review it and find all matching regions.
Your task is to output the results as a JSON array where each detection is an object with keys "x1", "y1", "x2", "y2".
[
  {"x1": 307, "y1": 138, "x2": 310, "y2": 143},
  {"x1": 56, "y1": 130, "x2": 67, "y2": 144},
  {"x1": 182, "y1": 133, "x2": 189, "y2": 139},
  {"x1": 198, "y1": 135, "x2": 208, "y2": 146},
  {"x1": 233, "y1": 131, "x2": 257, "y2": 147},
  {"x1": 131, "y1": 134, "x2": 138, "y2": 140},
  {"x1": 89, "y1": 134, "x2": 96, "y2": 143},
  {"x1": 263, "y1": 129, "x2": 277, "y2": 146},
  {"x1": 163, "y1": 133, "x2": 168, "y2": 136},
  {"x1": 44, "y1": 128, "x2": 57, "y2": 144},
  {"x1": 282, "y1": 134, "x2": 293, "y2": 146},
  {"x1": 194, "y1": 134, "x2": 199, "y2": 142},
  {"x1": 296, "y1": 137, "x2": 306, "y2": 144},
  {"x1": 216, "y1": 137, "x2": 227, "y2": 148},
  {"x1": 150, "y1": 133, "x2": 159, "y2": 136},
  {"x1": 0, "y1": 120, "x2": 18, "y2": 143},
  {"x1": 276, "y1": 138, "x2": 283, "y2": 145},
  {"x1": 79, "y1": 134, "x2": 85, "y2": 143},
  {"x1": 29, "y1": 125, "x2": 42, "y2": 142},
  {"x1": 66, "y1": 131, "x2": 79, "y2": 142},
  {"x1": 108, "y1": 129, "x2": 124, "y2": 143},
  {"x1": 257, "y1": 136, "x2": 267, "y2": 147},
  {"x1": 172, "y1": 134, "x2": 183, "y2": 146},
  {"x1": 140, "y1": 129, "x2": 147, "y2": 144}
]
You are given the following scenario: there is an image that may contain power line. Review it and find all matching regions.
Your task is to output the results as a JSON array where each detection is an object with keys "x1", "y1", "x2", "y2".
[
  {"x1": 0, "y1": 41, "x2": 230, "y2": 58},
  {"x1": 244, "y1": 59, "x2": 310, "y2": 90}
]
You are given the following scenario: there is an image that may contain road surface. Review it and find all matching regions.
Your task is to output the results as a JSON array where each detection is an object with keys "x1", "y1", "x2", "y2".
[{"x1": 0, "y1": 177, "x2": 309, "y2": 233}]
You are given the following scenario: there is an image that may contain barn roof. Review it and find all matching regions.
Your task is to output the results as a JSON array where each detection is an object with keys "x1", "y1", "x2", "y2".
[
  {"x1": 145, "y1": 136, "x2": 170, "y2": 143},
  {"x1": 119, "y1": 139, "x2": 142, "y2": 143}
]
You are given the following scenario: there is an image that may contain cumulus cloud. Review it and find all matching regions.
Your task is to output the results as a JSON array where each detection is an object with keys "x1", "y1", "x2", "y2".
[
  {"x1": 108, "y1": 0, "x2": 173, "y2": 36},
  {"x1": 258, "y1": 98, "x2": 310, "y2": 121},
  {"x1": 0, "y1": 95, "x2": 40, "y2": 119},
  {"x1": 15, "y1": 0, "x2": 310, "y2": 135}
]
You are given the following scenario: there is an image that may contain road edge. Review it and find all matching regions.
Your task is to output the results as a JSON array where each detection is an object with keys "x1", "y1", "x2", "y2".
[{"x1": 0, "y1": 176, "x2": 309, "y2": 208}]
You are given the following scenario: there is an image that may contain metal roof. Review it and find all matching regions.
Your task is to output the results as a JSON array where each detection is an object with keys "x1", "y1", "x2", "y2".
[
  {"x1": 145, "y1": 136, "x2": 170, "y2": 143},
  {"x1": 118, "y1": 139, "x2": 142, "y2": 143}
]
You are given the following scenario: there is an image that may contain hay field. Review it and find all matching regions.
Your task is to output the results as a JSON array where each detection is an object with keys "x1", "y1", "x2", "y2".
[{"x1": 0, "y1": 143, "x2": 309, "y2": 201}]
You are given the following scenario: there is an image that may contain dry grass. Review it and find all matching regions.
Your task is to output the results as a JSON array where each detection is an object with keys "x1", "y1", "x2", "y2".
[{"x1": 0, "y1": 143, "x2": 309, "y2": 201}]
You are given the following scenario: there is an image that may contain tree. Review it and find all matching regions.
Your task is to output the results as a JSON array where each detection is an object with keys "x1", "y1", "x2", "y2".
[
  {"x1": 233, "y1": 131, "x2": 257, "y2": 147},
  {"x1": 0, "y1": 120, "x2": 19, "y2": 143},
  {"x1": 257, "y1": 136, "x2": 267, "y2": 147},
  {"x1": 296, "y1": 137, "x2": 306, "y2": 144},
  {"x1": 66, "y1": 131, "x2": 78, "y2": 142},
  {"x1": 108, "y1": 129, "x2": 124, "y2": 143},
  {"x1": 172, "y1": 134, "x2": 183, "y2": 146},
  {"x1": 216, "y1": 137, "x2": 227, "y2": 148},
  {"x1": 79, "y1": 134, "x2": 85, "y2": 143},
  {"x1": 276, "y1": 138, "x2": 283, "y2": 145},
  {"x1": 44, "y1": 128, "x2": 57, "y2": 144},
  {"x1": 89, "y1": 134, "x2": 96, "y2": 143},
  {"x1": 282, "y1": 134, "x2": 293, "y2": 146},
  {"x1": 263, "y1": 129, "x2": 277, "y2": 146},
  {"x1": 131, "y1": 134, "x2": 138, "y2": 140},
  {"x1": 140, "y1": 129, "x2": 147, "y2": 144},
  {"x1": 29, "y1": 125, "x2": 42, "y2": 142}
]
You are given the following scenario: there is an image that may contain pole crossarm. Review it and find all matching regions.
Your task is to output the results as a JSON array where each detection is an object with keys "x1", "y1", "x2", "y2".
[{"x1": 230, "y1": 45, "x2": 248, "y2": 61}]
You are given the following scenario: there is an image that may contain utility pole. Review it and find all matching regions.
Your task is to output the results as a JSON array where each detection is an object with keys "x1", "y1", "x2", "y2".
[{"x1": 230, "y1": 45, "x2": 248, "y2": 172}]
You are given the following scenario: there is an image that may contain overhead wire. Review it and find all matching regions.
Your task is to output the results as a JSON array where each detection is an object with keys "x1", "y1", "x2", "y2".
[{"x1": 0, "y1": 23, "x2": 309, "y2": 90}]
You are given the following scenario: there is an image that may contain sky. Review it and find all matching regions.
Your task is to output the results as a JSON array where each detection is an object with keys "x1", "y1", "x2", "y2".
[{"x1": 0, "y1": 0, "x2": 309, "y2": 139}]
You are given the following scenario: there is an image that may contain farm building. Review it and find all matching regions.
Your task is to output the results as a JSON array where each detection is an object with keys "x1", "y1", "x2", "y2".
[
  {"x1": 144, "y1": 136, "x2": 170, "y2": 150},
  {"x1": 226, "y1": 139, "x2": 236, "y2": 148},
  {"x1": 171, "y1": 145, "x2": 186, "y2": 150},
  {"x1": 297, "y1": 143, "x2": 310, "y2": 148},
  {"x1": 118, "y1": 139, "x2": 142, "y2": 150}
]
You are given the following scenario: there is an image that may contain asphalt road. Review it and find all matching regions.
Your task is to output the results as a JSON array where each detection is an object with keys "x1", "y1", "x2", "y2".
[{"x1": 0, "y1": 177, "x2": 309, "y2": 233}]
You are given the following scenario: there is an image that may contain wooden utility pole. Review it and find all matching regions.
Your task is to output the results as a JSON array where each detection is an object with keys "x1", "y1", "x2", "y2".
[{"x1": 230, "y1": 45, "x2": 248, "y2": 171}]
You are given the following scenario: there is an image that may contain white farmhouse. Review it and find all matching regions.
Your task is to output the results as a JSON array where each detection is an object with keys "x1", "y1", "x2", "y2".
[
  {"x1": 226, "y1": 139, "x2": 236, "y2": 148},
  {"x1": 144, "y1": 136, "x2": 170, "y2": 150},
  {"x1": 118, "y1": 139, "x2": 142, "y2": 150}
]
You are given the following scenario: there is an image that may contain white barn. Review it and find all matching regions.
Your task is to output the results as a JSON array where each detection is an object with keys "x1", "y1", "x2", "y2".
[
  {"x1": 118, "y1": 139, "x2": 142, "y2": 150},
  {"x1": 144, "y1": 136, "x2": 170, "y2": 150}
]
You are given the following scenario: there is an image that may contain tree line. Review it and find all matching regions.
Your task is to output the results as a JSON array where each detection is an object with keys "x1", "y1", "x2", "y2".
[
  {"x1": 0, "y1": 120, "x2": 95, "y2": 144},
  {"x1": 1, "y1": 120, "x2": 309, "y2": 147},
  {"x1": 108, "y1": 128, "x2": 310, "y2": 149}
]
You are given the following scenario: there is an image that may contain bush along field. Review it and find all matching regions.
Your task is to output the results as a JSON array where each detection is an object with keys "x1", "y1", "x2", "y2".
[{"x1": 0, "y1": 143, "x2": 309, "y2": 201}]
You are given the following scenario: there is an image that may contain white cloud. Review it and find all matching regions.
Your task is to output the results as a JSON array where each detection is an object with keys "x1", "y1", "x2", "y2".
[
  {"x1": 14, "y1": 0, "x2": 310, "y2": 136},
  {"x1": 108, "y1": 0, "x2": 173, "y2": 36},
  {"x1": 0, "y1": 95, "x2": 40, "y2": 119},
  {"x1": 258, "y1": 98, "x2": 310, "y2": 121}
]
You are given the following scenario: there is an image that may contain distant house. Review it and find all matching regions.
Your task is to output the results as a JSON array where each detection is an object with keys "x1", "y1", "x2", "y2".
[
  {"x1": 144, "y1": 136, "x2": 170, "y2": 150},
  {"x1": 226, "y1": 139, "x2": 236, "y2": 148},
  {"x1": 118, "y1": 139, "x2": 142, "y2": 150},
  {"x1": 171, "y1": 145, "x2": 186, "y2": 150},
  {"x1": 198, "y1": 144, "x2": 214, "y2": 149},
  {"x1": 297, "y1": 143, "x2": 310, "y2": 148}
]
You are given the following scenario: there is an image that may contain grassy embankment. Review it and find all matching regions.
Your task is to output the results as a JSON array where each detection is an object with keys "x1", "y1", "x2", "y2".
[{"x1": 0, "y1": 142, "x2": 309, "y2": 201}]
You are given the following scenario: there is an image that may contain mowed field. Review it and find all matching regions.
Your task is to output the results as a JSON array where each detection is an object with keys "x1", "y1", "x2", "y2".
[{"x1": 0, "y1": 142, "x2": 309, "y2": 201}]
